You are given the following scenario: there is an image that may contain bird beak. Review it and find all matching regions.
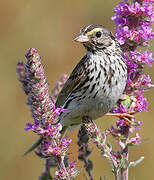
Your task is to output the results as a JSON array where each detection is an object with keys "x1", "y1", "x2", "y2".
[{"x1": 73, "y1": 33, "x2": 89, "y2": 43}]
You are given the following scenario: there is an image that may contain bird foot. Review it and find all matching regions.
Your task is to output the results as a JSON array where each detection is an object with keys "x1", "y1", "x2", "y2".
[{"x1": 105, "y1": 111, "x2": 135, "y2": 124}]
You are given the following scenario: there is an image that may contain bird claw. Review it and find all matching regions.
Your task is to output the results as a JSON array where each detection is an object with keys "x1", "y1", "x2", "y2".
[{"x1": 105, "y1": 111, "x2": 135, "y2": 124}]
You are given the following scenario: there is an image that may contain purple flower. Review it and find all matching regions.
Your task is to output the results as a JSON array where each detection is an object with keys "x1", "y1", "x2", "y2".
[
  {"x1": 55, "y1": 160, "x2": 78, "y2": 179},
  {"x1": 127, "y1": 133, "x2": 141, "y2": 145},
  {"x1": 45, "y1": 123, "x2": 62, "y2": 138},
  {"x1": 40, "y1": 137, "x2": 72, "y2": 157},
  {"x1": 115, "y1": 26, "x2": 130, "y2": 45},
  {"x1": 130, "y1": 50, "x2": 153, "y2": 67},
  {"x1": 135, "y1": 94, "x2": 149, "y2": 112},
  {"x1": 52, "y1": 102, "x2": 67, "y2": 115},
  {"x1": 25, "y1": 119, "x2": 41, "y2": 132},
  {"x1": 112, "y1": 0, "x2": 154, "y2": 48}
]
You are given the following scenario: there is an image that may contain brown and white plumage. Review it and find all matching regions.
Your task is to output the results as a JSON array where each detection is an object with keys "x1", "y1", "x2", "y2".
[{"x1": 55, "y1": 24, "x2": 127, "y2": 128}]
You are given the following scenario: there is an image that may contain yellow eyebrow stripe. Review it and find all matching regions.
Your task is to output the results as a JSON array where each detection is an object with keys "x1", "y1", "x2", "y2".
[{"x1": 86, "y1": 28, "x2": 102, "y2": 35}]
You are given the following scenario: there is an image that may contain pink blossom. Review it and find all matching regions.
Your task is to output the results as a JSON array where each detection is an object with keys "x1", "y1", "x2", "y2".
[
  {"x1": 130, "y1": 50, "x2": 153, "y2": 67},
  {"x1": 112, "y1": 0, "x2": 154, "y2": 47},
  {"x1": 55, "y1": 160, "x2": 78, "y2": 179},
  {"x1": 127, "y1": 133, "x2": 141, "y2": 145}
]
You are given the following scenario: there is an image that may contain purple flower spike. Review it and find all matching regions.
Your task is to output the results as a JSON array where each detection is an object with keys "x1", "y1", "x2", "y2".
[
  {"x1": 16, "y1": 61, "x2": 29, "y2": 95},
  {"x1": 112, "y1": 0, "x2": 153, "y2": 118},
  {"x1": 107, "y1": 1, "x2": 154, "y2": 178},
  {"x1": 51, "y1": 74, "x2": 69, "y2": 103},
  {"x1": 24, "y1": 48, "x2": 54, "y2": 126},
  {"x1": 17, "y1": 48, "x2": 77, "y2": 179}
]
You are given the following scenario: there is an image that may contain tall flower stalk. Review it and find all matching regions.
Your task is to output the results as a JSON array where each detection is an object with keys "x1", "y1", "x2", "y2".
[
  {"x1": 81, "y1": 0, "x2": 153, "y2": 180},
  {"x1": 111, "y1": 0, "x2": 153, "y2": 178},
  {"x1": 16, "y1": 48, "x2": 77, "y2": 179}
]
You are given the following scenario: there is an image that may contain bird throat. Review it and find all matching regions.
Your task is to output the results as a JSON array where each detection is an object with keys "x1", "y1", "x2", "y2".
[{"x1": 83, "y1": 41, "x2": 115, "y2": 54}]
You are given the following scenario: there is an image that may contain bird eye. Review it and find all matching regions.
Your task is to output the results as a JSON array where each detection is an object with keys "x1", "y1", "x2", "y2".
[{"x1": 96, "y1": 31, "x2": 102, "y2": 38}]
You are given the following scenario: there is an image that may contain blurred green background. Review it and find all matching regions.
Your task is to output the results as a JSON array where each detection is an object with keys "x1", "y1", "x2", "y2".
[{"x1": 0, "y1": 0, "x2": 153, "y2": 179}]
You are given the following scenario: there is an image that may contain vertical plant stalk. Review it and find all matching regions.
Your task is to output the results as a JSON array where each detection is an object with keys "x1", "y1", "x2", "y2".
[
  {"x1": 121, "y1": 151, "x2": 128, "y2": 180},
  {"x1": 111, "y1": 0, "x2": 154, "y2": 179},
  {"x1": 84, "y1": 159, "x2": 93, "y2": 180},
  {"x1": 120, "y1": 126, "x2": 129, "y2": 180},
  {"x1": 16, "y1": 48, "x2": 78, "y2": 180},
  {"x1": 114, "y1": 171, "x2": 119, "y2": 180},
  {"x1": 39, "y1": 159, "x2": 53, "y2": 180},
  {"x1": 82, "y1": 117, "x2": 124, "y2": 180},
  {"x1": 78, "y1": 124, "x2": 93, "y2": 180},
  {"x1": 44, "y1": 159, "x2": 51, "y2": 175}
]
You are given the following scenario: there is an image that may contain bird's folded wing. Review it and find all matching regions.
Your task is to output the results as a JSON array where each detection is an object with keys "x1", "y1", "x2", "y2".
[{"x1": 55, "y1": 56, "x2": 88, "y2": 107}]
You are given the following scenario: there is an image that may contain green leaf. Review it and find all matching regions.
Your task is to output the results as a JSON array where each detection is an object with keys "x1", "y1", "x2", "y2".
[
  {"x1": 23, "y1": 136, "x2": 43, "y2": 156},
  {"x1": 121, "y1": 96, "x2": 132, "y2": 109}
]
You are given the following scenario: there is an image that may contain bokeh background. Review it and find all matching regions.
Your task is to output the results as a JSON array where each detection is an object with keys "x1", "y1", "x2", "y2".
[{"x1": 0, "y1": 0, "x2": 153, "y2": 179}]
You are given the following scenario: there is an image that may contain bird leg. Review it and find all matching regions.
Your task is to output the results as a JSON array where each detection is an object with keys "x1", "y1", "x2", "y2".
[{"x1": 105, "y1": 111, "x2": 135, "y2": 124}]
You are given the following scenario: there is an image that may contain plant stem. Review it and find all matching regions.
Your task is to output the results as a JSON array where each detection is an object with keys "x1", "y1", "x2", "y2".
[
  {"x1": 114, "y1": 170, "x2": 119, "y2": 180},
  {"x1": 120, "y1": 126, "x2": 129, "y2": 180},
  {"x1": 45, "y1": 159, "x2": 50, "y2": 172},
  {"x1": 78, "y1": 122, "x2": 94, "y2": 180},
  {"x1": 39, "y1": 159, "x2": 53, "y2": 180},
  {"x1": 84, "y1": 159, "x2": 94, "y2": 180},
  {"x1": 120, "y1": 146, "x2": 129, "y2": 180}
]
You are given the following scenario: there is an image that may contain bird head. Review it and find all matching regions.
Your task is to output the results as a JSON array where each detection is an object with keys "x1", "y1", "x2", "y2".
[{"x1": 73, "y1": 24, "x2": 116, "y2": 52}]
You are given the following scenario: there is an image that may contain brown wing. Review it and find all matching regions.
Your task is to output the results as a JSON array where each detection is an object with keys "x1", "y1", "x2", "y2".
[{"x1": 55, "y1": 55, "x2": 88, "y2": 107}]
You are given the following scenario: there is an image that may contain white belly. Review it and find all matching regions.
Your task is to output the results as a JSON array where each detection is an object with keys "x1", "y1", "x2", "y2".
[
  {"x1": 60, "y1": 77, "x2": 126, "y2": 127},
  {"x1": 60, "y1": 52, "x2": 127, "y2": 127}
]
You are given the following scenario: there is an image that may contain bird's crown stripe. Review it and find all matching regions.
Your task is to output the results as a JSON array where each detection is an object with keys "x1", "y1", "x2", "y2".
[{"x1": 86, "y1": 28, "x2": 102, "y2": 35}]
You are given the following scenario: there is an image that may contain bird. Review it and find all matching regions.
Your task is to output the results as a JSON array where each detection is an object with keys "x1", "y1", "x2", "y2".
[
  {"x1": 56, "y1": 24, "x2": 127, "y2": 129},
  {"x1": 24, "y1": 24, "x2": 128, "y2": 155}
]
